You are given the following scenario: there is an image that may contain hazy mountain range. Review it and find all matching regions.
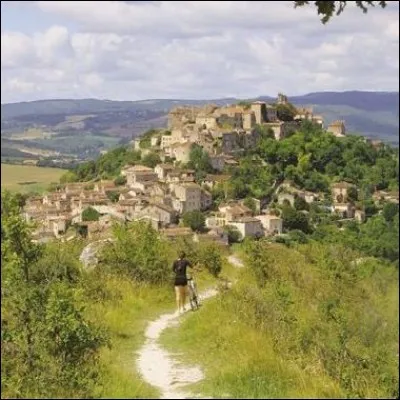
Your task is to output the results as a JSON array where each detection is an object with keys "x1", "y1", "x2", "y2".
[{"x1": 1, "y1": 91, "x2": 398, "y2": 161}]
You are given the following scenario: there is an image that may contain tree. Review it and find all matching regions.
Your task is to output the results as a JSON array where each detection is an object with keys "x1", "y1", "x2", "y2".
[
  {"x1": 60, "y1": 170, "x2": 78, "y2": 183},
  {"x1": 114, "y1": 175, "x2": 127, "y2": 186},
  {"x1": 82, "y1": 207, "x2": 100, "y2": 222},
  {"x1": 294, "y1": 195, "x2": 310, "y2": 211},
  {"x1": 100, "y1": 222, "x2": 173, "y2": 284},
  {"x1": 276, "y1": 103, "x2": 297, "y2": 121},
  {"x1": 294, "y1": 1, "x2": 387, "y2": 24},
  {"x1": 1, "y1": 191, "x2": 106, "y2": 398},
  {"x1": 223, "y1": 225, "x2": 242, "y2": 244},
  {"x1": 182, "y1": 210, "x2": 206, "y2": 232},
  {"x1": 243, "y1": 197, "x2": 257, "y2": 215},
  {"x1": 254, "y1": 124, "x2": 275, "y2": 139},
  {"x1": 197, "y1": 242, "x2": 223, "y2": 277},
  {"x1": 281, "y1": 205, "x2": 311, "y2": 233},
  {"x1": 347, "y1": 186, "x2": 359, "y2": 202},
  {"x1": 106, "y1": 191, "x2": 120, "y2": 203},
  {"x1": 382, "y1": 203, "x2": 399, "y2": 223},
  {"x1": 188, "y1": 144, "x2": 213, "y2": 178},
  {"x1": 141, "y1": 151, "x2": 161, "y2": 168}
]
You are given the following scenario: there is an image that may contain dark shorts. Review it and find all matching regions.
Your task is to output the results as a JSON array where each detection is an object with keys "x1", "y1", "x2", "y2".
[{"x1": 174, "y1": 277, "x2": 187, "y2": 287}]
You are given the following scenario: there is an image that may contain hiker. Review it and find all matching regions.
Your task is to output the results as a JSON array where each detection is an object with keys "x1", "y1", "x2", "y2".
[{"x1": 172, "y1": 251, "x2": 193, "y2": 314}]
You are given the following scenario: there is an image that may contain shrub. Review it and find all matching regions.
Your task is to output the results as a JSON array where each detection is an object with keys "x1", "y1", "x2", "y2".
[
  {"x1": 82, "y1": 207, "x2": 101, "y2": 222},
  {"x1": 99, "y1": 222, "x2": 173, "y2": 284}
]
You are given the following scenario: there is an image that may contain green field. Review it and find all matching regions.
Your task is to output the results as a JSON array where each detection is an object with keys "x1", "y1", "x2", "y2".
[{"x1": 1, "y1": 163, "x2": 65, "y2": 193}]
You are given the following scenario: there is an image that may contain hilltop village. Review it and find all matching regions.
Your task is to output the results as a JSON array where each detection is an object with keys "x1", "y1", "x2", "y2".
[{"x1": 22, "y1": 94, "x2": 397, "y2": 244}]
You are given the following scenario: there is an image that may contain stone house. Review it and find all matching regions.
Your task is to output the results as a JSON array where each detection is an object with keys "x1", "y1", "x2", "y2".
[
  {"x1": 150, "y1": 136, "x2": 160, "y2": 147},
  {"x1": 148, "y1": 183, "x2": 169, "y2": 198},
  {"x1": 241, "y1": 130, "x2": 259, "y2": 149},
  {"x1": 217, "y1": 203, "x2": 253, "y2": 226},
  {"x1": 372, "y1": 190, "x2": 399, "y2": 205},
  {"x1": 195, "y1": 114, "x2": 217, "y2": 129},
  {"x1": 131, "y1": 180, "x2": 157, "y2": 193},
  {"x1": 140, "y1": 203, "x2": 178, "y2": 226},
  {"x1": 264, "y1": 122, "x2": 284, "y2": 140},
  {"x1": 301, "y1": 191, "x2": 319, "y2": 204},
  {"x1": 242, "y1": 111, "x2": 256, "y2": 130},
  {"x1": 55, "y1": 199, "x2": 70, "y2": 212},
  {"x1": 124, "y1": 165, "x2": 158, "y2": 188},
  {"x1": 94, "y1": 180, "x2": 116, "y2": 193},
  {"x1": 154, "y1": 163, "x2": 175, "y2": 180},
  {"x1": 228, "y1": 217, "x2": 264, "y2": 239},
  {"x1": 209, "y1": 155, "x2": 225, "y2": 172},
  {"x1": 250, "y1": 102, "x2": 267, "y2": 124},
  {"x1": 205, "y1": 216, "x2": 218, "y2": 229},
  {"x1": 331, "y1": 182, "x2": 354, "y2": 203},
  {"x1": 217, "y1": 113, "x2": 243, "y2": 130},
  {"x1": 277, "y1": 192, "x2": 296, "y2": 207},
  {"x1": 200, "y1": 189, "x2": 213, "y2": 210},
  {"x1": 255, "y1": 214, "x2": 283, "y2": 235},
  {"x1": 327, "y1": 120, "x2": 346, "y2": 137},
  {"x1": 266, "y1": 105, "x2": 278, "y2": 122},
  {"x1": 221, "y1": 132, "x2": 239, "y2": 153},
  {"x1": 118, "y1": 190, "x2": 139, "y2": 201},
  {"x1": 43, "y1": 193, "x2": 63, "y2": 206},
  {"x1": 117, "y1": 197, "x2": 149, "y2": 219},
  {"x1": 170, "y1": 183, "x2": 202, "y2": 213},
  {"x1": 332, "y1": 203, "x2": 355, "y2": 219},
  {"x1": 26, "y1": 196, "x2": 44, "y2": 208},
  {"x1": 132, "y1": 138, "x2": 141, "y2": 150},
  {"x1": 170, "y1": 142, "x2": 193, "y2": 163},
  {"x1": 45, "y1": 215, "x2": 67, "y2": 237},
  {"x1": 264, "y1": 121, "x2": 298, "y2": 140}
]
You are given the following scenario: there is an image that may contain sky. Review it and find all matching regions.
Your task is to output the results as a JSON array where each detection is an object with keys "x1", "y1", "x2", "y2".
[{"x1": 1, "y1": 1, "x2": 399, "y2": 103}]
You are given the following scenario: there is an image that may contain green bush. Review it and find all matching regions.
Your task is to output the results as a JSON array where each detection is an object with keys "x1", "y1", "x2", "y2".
[
  {"x1": 99, "y1": 222, "x2": 173, "y2": 284},
  {"x1": 82, "y1": 207, "x2": 101, "y2": 221}
]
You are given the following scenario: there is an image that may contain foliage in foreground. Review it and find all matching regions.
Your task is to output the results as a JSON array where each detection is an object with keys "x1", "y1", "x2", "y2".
[
  {"x1": 161, "y1": 241, "x2": 399, "y2": 399},
  {"x1": 1, "y1": 191, "x2": 107, "y2": 399}
]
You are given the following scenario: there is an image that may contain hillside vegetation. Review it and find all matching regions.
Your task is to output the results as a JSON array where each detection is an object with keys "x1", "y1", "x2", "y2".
[
  {"x1": 1, "y1": 192, "x2": 225, "y2": 398},
  {"x1": 161, "y1": 240, "x2": 399, "y2": 399}
]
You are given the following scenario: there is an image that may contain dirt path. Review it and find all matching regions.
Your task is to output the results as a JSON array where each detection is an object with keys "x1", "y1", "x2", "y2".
[{"x1": 136, "y1": 255, "x2": 244, "y2": 399}]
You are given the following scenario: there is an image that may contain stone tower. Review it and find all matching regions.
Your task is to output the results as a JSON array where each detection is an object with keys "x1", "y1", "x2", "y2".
[
  {"x1": 277, "y1": 93, "x2": 288, "y2": 105},
  {"x1": 250, "y1": 101, "x2": 267, "y2": 124}
]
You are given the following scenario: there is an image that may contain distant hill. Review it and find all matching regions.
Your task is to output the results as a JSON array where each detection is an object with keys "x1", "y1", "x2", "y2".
[{"x1": 1, "y1": 92, "x2": 398, "y2": 155}]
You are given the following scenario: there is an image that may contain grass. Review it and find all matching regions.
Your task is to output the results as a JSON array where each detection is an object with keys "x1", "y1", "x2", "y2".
[
  {"x1": 86, "y1": 263, "x2": 221, "y2": 399},
  {"x1": 86, "y1": 275, "x2": 174, "y2": 399},
  {"x1": 1, "y1": 163, "x2": 65, "y2": 193},
  {"x1": 159, "y1": 243, "x2": 399, "y2": 399}
]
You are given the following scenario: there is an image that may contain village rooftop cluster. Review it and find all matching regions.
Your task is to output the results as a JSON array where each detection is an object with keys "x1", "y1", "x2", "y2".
[{"x1": 22, "y1": 94, "x2": 396, "y2": 244}]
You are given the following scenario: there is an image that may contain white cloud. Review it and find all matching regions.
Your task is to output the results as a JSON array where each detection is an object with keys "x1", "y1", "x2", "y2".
[{"x1": 1, "y1": 1, "x2": 399, "y2": 103}]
